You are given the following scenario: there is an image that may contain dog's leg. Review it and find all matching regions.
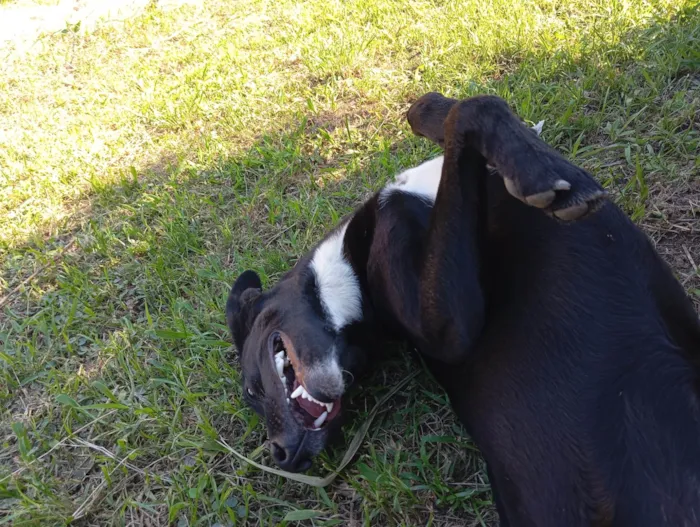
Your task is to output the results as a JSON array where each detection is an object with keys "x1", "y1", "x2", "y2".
[
  {"x1": 408, "y1": 93, "x2": 607, "y2": 221},
  {"x1": 408, "y1": 93, "x2": 607, "y2": 363},
  {"x1": 410, "y1": 115, "x2": 490, "y2": 364}
]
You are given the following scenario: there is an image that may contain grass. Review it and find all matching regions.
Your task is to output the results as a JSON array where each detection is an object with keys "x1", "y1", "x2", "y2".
[{"x1": 0, "y1": 0, "x2": 698, "y2": 524}]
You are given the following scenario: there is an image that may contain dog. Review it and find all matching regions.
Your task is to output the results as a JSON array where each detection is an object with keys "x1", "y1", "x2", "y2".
[
  {"x1": 224, "y1": 98, "x2": 587, "y2": 473},
  {"x1": 227, "y1": 93, "x2": 700, "y2": 525}
]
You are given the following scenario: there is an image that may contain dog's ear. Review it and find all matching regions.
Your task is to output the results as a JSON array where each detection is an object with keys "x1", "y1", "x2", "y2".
[{"x1": 226, "y1": 270, "x2": 263, "y2": 353}]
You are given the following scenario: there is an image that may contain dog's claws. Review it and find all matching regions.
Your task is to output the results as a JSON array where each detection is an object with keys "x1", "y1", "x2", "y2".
[
  {"x1": 506, "y1": 179, "x2": 577, "y2": 210},
  {"x1": 505, "y1": 165, "x2": 605, "y2": 221},
  {"x1": 553, "y1": 179, "x2": 571, "y2": 191}
]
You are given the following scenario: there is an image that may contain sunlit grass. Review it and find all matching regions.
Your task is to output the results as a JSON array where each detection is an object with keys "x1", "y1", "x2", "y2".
[{"x1": 1, "y1": 0, "x2": 698, "y2": 524}]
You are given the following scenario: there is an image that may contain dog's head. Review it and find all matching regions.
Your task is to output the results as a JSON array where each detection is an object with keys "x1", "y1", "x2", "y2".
[{"x1": 226, "y1": 219, "x2": 375, "y2": 472}]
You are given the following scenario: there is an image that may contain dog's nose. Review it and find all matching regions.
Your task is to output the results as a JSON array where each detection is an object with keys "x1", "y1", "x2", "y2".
[
  {"x1": 270, "y1": 441, "x2": 311, "y2": 473},
  {"x1": 271, "y1": 441, "x2": 290, "y2": 465}
]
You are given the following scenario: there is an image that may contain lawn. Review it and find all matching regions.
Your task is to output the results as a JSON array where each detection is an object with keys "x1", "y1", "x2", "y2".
[{"x1": 1, "y1": 0, "x2": 698, "y2": 525}]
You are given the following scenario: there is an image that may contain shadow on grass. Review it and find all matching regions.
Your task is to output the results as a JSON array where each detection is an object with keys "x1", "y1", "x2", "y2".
[{"x1": 1, "y1": 5, "x2": 698, "y2": 525}]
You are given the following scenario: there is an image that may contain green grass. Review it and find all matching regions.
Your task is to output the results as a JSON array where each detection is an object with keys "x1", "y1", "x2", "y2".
[{"x1": 1, "y1": 0, "x2": 698, "y2": 524}]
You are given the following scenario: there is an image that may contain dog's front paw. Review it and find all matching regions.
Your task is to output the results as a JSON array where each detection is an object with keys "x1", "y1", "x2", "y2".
[{"x1": 503, "y1": 156, "x2": 607, "y2": 221}]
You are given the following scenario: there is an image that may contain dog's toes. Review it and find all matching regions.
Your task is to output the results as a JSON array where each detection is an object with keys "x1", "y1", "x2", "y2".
[
  {"x1": 551, "y1": 190, "x2": 607, "y2": 222},
  {"x1": 553, "y1": 202, "x2": 590, "y2": 221},
  {"x1": 524, "y1": 189, "x2": 556, "y2": 209},
  {"x1": 503, "y1": 157, "x2": 607, "y2": 221},
  {"x1": 505, "y1": 177, "x2": 566, "y2": 209}
]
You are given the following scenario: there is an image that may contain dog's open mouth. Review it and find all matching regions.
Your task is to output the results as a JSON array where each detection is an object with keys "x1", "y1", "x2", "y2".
[{"x1": 272, "y1": 335, "x2": 342, "y2": 430}]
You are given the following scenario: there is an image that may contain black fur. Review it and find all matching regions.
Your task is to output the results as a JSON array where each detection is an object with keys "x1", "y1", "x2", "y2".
[
  {"x1": 226, "y1": 93, "x2": 700, "y2": 525},
  {"x1": 379, "y1": 94, "x2": 700, "y2": 526}
]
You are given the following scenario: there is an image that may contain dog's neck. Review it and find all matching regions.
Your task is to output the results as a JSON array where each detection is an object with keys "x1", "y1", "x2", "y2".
[
  {"x1": 305, "y1": 155, "x2": 445, "y2": 330},
  {"x1": 309, "y1": 220, "x2": 364, "y2": 331}
]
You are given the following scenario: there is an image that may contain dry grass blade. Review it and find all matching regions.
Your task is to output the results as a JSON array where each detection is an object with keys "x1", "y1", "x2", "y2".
[
  {"x1": 3, "y1": 409, "x2": 118, "y2": 483},
  {"x1": 70, "y1": 438, "x2": 172, "y2": 484}
]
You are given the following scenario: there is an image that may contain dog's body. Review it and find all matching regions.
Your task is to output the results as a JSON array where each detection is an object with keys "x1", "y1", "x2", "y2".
[
  {"x1": 379, "y1": 166, "x2": 700, "y2": 526},
  {"x1": 227, "y1": 94, "x2": 700, "y2": 525}
]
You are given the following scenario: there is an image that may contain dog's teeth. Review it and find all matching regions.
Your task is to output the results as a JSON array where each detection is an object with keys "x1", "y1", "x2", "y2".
[
  {"x1": 287, "y1": 398, "x2": 290, "y2": 404},
  {"x1": 274, "y1": 351, "x2": 284, "y2": 360},
  {"x1": 313, "y1": 411, "x2": 328, "y2": 428},
  {"x1": 289, "y1": 384, "x2": 332, "y2": 410}
]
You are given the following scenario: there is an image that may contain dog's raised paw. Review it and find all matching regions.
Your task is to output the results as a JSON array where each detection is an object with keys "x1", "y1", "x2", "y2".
[{"x1": 503, "y1": 156, "x2": 607, "y2": 222}]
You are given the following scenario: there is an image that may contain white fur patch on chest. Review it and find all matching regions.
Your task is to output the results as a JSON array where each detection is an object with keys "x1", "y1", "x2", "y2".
[
  {"x1": 380, "y1": 155, "x2": 444, "y2": 205},
  {"x1": 310, "y1": 222, "x2": 362, "y2": 331}
]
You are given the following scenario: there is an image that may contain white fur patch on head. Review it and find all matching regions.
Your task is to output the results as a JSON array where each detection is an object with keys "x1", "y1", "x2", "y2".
[
  {"x1": 310, "y1": 222, "x2": 362, "y2": 331},
  {"x1": 379, "y1": 155, "x2": 444, "y2": 206}
]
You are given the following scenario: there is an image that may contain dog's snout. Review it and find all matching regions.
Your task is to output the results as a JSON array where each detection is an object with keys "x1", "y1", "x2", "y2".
[
  {"x1": 303, "y1": 359, "x2": 345, "y2": 402},
  {"x1": 270, "y1": 441, "x2": 311, "y2": 473},
  {"x1": 308, "y1": 383, "x2": 343, "y2": 403}
]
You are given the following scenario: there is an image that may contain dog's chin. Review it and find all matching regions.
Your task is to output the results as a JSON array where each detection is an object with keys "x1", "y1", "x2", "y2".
[
  {"x1": 302, "y1": 421, "x2": 335, "y2": 456},
  {"x1": 274, "y1": 410, "x2": 341, "y2": 473}
]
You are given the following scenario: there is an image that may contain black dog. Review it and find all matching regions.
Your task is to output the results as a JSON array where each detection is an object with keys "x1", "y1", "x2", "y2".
[
  {"x1": 227, "y1": 94, "x2": 700, "y2": 525},
  {"x1": 225, "y1": 98, "x2": 588, "y2": 473}
]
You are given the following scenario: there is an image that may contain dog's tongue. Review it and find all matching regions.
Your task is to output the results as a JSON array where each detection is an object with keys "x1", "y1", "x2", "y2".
[
  {"x1": 298, "y1": 397, "x2": 326, "y2": 418},
  {"x1": 292, "y1": 380, "x2": 327, "y2": 418}
]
